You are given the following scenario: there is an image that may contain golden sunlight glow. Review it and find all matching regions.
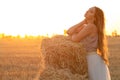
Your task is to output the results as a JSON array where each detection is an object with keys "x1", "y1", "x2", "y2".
[{"x1": 0, "y1": 0, "x2": 120, "y2": 36}]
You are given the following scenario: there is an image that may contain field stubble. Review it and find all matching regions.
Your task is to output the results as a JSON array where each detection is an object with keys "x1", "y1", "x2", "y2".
[{"x1": 0, "y1": 37, "x2": 120, "y2": 80}]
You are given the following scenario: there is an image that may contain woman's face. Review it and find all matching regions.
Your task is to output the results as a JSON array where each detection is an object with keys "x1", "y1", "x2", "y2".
[{"x1": 84, "y1": 7, "x2": 96, "y2": 19}]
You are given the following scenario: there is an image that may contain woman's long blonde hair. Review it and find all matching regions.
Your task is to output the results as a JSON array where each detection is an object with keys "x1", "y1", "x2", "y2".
[{"x1": 94, "y1": 6, "x2": 109, "y2": 65}]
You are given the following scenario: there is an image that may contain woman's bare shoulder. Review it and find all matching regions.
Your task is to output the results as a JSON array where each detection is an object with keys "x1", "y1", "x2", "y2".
[{"x1": 86, "y1": 23, "x2": 97, "y2": 33}]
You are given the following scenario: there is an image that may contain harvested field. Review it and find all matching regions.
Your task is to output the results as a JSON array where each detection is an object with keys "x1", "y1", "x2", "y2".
[{"x1": 0, "y1": 36, "x2": 120, "y2": 80}]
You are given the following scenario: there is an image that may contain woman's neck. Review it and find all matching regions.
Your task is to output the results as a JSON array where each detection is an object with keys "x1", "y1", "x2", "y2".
[{"x1": 86, "y1": 18, "x2": 94, "y2": 24}]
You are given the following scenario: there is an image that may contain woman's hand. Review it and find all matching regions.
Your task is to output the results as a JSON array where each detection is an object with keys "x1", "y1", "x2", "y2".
[
  {"x1": 67, "y1": 19, "x2": 86, "y2": 36},
  {"x1": 67, "y1": 27, "x2": 76, "y2": 36},
  {"x1": 75, "y1": 26, "x2": 84, "y2": 33}
]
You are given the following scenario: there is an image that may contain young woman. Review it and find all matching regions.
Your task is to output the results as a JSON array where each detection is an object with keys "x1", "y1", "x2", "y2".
[{"x1": 67, "y1": 6, "x2": 111, "y2": 80}]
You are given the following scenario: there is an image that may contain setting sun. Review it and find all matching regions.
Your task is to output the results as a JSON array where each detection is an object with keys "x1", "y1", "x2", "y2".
[{"x1": 0, "y1": 0, "x2": 120, "y2": 36}]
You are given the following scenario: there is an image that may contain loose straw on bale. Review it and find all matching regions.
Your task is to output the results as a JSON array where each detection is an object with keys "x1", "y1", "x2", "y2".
[
  {"x1": 37, "y1": 66, "x2": 88, "y2": 80},
  {"x1": 35, "y1": 35, "x2": 88, "y2": 80}
]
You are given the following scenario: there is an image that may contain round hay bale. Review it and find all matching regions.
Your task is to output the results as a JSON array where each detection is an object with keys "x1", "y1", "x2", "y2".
[
  {"x1": 41, "y1": 35, "x2": 88, "y2": 75},
  {"x1": 36, "y1": 66, "x2": 88, "y2": 80}
]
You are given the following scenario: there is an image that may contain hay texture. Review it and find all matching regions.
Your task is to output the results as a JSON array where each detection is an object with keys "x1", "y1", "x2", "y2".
[
  {"x1": 36, "y1": 66, "x2": 88, "y2": 80},
  {"x1": 35, "y1": 35, "x2": 88, "y2": 80}
]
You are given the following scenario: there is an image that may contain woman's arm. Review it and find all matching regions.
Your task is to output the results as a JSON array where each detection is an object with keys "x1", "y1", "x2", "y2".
[
  {"x1": 67, "y1": 19, "x2": 86, "y2": 36},
  {"x1": 71, "y1": 23, "x2": 95, "y2": 42},
  {"x1": 75, "y1": 26, "x2": 84, "y2": 33}
]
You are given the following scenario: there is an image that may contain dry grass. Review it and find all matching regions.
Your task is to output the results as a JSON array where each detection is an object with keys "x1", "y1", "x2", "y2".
[
  {"x1": 0, "y1": 36, "x2": 120, "y2": 80},
  {"x1": 41, "y1": 35, "x2": 87, "y2": 74},
  {"x1": 0, "y1": 38, "x2": 43, "y2": 80},
  {"x1": 36, "y1": 35, "x2": 88, "y2": 80},
  {"x1": 0, "y1": 57, "x2": 41, "y2": 80},
  {"x1": 107, "y1": 37, "x2": 120, "y2": 80}
]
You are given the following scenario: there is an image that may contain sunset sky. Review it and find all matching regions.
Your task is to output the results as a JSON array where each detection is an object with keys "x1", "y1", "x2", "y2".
[{"x1": 0, "y1": 0, "x2": 120, "y2": 36}]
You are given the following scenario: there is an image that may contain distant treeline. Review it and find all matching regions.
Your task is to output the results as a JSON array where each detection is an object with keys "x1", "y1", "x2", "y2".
[
  {"x1": 0, "y1": 33, "x2": 120, "y2": 39},
  {"x1": 0, "y1": 33, "x2": 48, "y2": 39}
]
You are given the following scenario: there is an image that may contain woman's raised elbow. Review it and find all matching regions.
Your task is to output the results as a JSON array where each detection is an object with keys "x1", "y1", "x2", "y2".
[{"x1": 71, "y1": 35, "x2": 81, "y2": 42}]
